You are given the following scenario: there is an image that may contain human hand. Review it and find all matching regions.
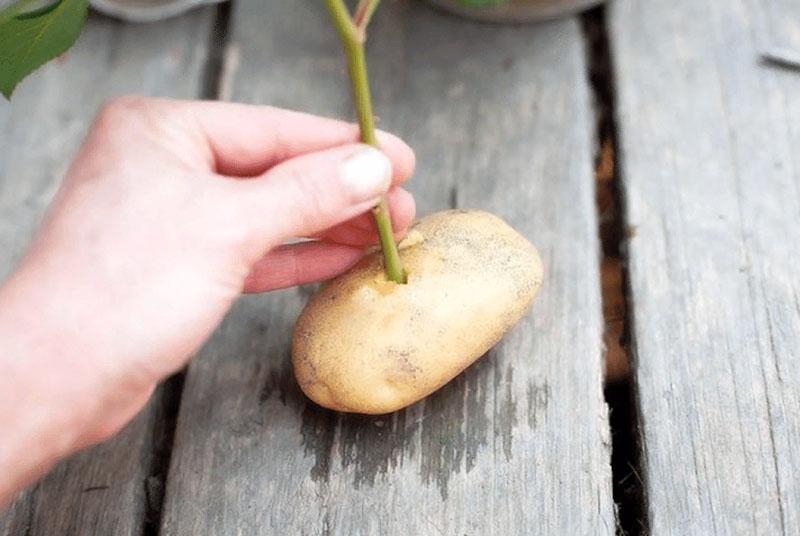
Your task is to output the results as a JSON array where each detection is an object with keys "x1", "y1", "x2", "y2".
[{"x1": 0, "y1": 97, "x2": 415, "y2": 501}]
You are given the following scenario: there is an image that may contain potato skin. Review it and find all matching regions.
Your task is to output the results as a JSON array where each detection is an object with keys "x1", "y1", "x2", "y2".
[{"x1": 292, "y1": 209, "x2": 543, "y2": 414}]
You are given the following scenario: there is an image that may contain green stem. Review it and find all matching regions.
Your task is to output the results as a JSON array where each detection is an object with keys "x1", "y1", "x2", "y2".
[
  {"x1": 326, "y1": 0, "x2": 406, "y2": 284},
  {"x1": 353, "y1": 0, "x2": 379, "y2": 30}
]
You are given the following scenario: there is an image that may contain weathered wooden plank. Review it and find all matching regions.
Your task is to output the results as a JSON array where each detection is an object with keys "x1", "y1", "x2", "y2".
[
  {"x1": 161, "y1": 1, "x2": 614, "y2": 534},
  {"x1": 610, "y1": 0, "x2": 800, "y2": 533},
  {"x1": 0, "y1": 11, "x2": 214, "y2": 535}
]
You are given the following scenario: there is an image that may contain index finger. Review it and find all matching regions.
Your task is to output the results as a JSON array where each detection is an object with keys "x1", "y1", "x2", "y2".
[{"x1": 182, "y1": 100, "x2": 416, "y2": 179}]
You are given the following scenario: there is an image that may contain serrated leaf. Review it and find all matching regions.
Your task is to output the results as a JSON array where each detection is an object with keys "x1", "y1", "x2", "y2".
[{"x1": 0, "y1": 0, "x2": 89, "y2": 99}]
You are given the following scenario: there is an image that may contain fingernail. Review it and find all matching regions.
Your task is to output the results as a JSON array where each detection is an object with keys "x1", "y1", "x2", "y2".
[{"x1": 341, "y1": 146, "x2": 392, "y2": 202}]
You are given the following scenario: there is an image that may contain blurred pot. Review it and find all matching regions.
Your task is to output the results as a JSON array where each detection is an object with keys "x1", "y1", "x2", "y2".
[
  {"x1": 90, "y1": 0, "x2": 223, "y2": 23},
  {"x1": 426, "y1": 0, "x2": 604, "y2": 23}
]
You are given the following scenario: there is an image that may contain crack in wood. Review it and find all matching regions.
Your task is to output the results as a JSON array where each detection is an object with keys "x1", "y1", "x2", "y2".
[
  {"x1": 581, "y1": 6, "x2": 647, "y2": 535},
  {"x1": 201, "y1": 1, "x2": 233, "y2": 100},
  {"x1": 143, "y1": 372, "x2": 186, "y2": 536}
]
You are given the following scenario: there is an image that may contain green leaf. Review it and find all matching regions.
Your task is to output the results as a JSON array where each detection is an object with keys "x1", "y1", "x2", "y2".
[{"x1": 0, "y1": 0, "x2": 89, "y2": 99}]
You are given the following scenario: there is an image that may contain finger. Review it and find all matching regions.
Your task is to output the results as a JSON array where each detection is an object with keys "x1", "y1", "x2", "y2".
[
  {"x1": 317, "y1": 187, "x2": 416, "y2": 246},
  {"x1": 243, "y1": 241, "x2": 365, "y2": 293},
  {"x1": 181, "y1": 100, "x2": 416, "y2": 178},
  {"x1": 234, "y1": 144, "x2": 394, "y2": 253}
]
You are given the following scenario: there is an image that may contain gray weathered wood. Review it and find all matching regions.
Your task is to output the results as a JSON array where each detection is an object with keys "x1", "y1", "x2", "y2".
[
  {"x1": 611, "y1": 0, "x2": 800, "y2": 533},
  {"x1": 0, "y1": 11, "x2": 213, "y2": 535},
  {"x1": 161, "y1": 1, "x2": 614, "y2": 534}
]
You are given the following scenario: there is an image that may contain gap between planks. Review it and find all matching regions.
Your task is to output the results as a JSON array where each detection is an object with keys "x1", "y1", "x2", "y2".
[{"x1": 581, "y1": 6, "x2": 648, "y2": 535}]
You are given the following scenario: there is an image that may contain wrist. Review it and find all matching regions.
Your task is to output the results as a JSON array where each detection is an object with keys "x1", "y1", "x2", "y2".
[{"x1": 0, "y1": 262, "x2": 153, "y2": 503}]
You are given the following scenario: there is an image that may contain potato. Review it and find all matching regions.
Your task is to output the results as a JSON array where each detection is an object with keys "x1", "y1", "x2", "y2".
[{"x1": 292, "y1": 209, "x2": 543, "y2": 414}]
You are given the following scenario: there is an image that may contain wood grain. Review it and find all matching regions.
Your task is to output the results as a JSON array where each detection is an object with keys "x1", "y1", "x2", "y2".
[
  {"x1": 0, "y1": 11, "x2": 213, "y2": 535},
  {"x1": 610, "y1": 0, "x2": 800, "y2": 533},
  {"x1": 160, "y1": 1, "x2": 614, "y2": 534}
]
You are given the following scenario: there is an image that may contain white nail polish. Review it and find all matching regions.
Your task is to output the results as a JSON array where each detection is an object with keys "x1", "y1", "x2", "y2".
[{"x1": 341, "y1": 146, "x2": 392, "y2": 202}]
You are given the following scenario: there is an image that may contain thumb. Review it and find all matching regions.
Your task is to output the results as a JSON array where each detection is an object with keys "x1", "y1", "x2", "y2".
[{"x1": 234, "y1": 143, "x2": 393, "y2": 249}]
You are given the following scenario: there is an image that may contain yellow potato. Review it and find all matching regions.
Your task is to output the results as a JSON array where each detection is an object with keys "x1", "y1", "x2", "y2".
[{"x1": 292, "y1": 209, "x2": 543, "y2": 414}]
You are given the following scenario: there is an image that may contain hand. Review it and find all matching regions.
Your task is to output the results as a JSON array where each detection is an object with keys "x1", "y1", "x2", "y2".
[{"x1": 0, "y1": 97, "x2": 415, "y2": 503}]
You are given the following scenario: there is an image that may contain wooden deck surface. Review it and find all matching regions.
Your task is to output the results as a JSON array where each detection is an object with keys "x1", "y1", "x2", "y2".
[
  {"x1": 611, "y1": 0, "x2": 800, "y2": 533},
  {"x1": 1, "y1": 0, "x2": 798, "y2": 534}
]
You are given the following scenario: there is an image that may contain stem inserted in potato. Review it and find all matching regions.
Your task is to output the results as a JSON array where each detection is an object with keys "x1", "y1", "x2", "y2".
[{"x1": 326, "y1": 0, "x2": 406, "y2": 284}]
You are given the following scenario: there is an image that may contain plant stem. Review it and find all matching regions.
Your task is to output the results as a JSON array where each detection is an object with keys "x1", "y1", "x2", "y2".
[
  {"x1": 326, "y1": 0, "x2": 406, "y2": 284},
  {"x1": 353, "y1": 0, "x2": 380, "y2": 30}
]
